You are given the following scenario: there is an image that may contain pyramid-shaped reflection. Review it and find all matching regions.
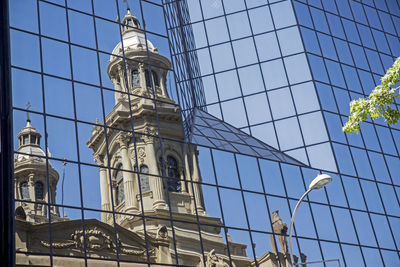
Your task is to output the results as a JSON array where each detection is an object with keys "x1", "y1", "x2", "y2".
[{"x1": 184, "y1": 108, "x2": 304, "y2": 166}]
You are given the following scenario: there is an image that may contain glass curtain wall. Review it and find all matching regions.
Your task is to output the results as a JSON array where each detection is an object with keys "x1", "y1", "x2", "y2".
[
  {"x1": 5, "y1": 0, "x2": 400, "y2": 267},
  {"x1": 166, "y1": 0, "x2": 400, "y2": 266}
]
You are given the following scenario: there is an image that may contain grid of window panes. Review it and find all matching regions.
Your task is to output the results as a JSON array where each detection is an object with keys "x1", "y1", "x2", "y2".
[
  {"x1": 165, "y1": 0, "x2": 400, "y2": 266},
  {"x1": 175, "y1": 0, "x2": 339, "y2": 171},
  {"x1": 7, "y1": 0, "x2": 400, "y2": 267},
  {"x1": 291, "y1": 0, "x2": 400, "y2": 265},
  {"x1": 9, "y1": 0, "x2": 189, "y2": 265}
]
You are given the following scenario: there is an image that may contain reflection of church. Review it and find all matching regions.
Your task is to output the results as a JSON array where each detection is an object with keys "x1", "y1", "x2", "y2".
[
  {"x1": 14, "y1": 117, "x2": 65, "y2": 224},
  {"x1": 14, "y1": 9, "x2": 304, "y2": 267}
]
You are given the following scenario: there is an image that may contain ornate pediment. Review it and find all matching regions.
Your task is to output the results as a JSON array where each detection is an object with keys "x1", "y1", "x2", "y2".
[
  {"x1": 18, "y1": 219, "x2": 157, "y2": 261},
  {"x1": 40, "y1": 226, "x2": 154, "y2": 256}
]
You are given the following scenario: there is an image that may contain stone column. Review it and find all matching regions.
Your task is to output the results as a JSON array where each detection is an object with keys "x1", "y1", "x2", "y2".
[
  {"x1": 191, "y1": 149, "x2": 205, "y2": 214},
  {"x1": 143, "y1": 128, "x2": 166, "y2": 209},
  {"x1": 184, "y1": 152, "x2": 195, "y2": 213},
  {"x1": 43, "y1": 184, "x2": 49, "y2": 217},
  {"x1": 27, "y1": 173, "x2": 36, "y2": 219},
  {"x1": 99, "y1": 166, "x2": 111, "y2": 221},
  {"x1": 95, "y1": 154, "x2": 112, "y2": 222},
  {"x1": 179, "y1": 167, "x2": 187, "y2": 193},
  {"x1": 138, "y1": 63, "x2": 146, "y2": 90},
  {"x1": 112, "y1": 182, "x2": 117, "y2": 207},
  {"x1": 118, "y1": 66, "x2": 126, "y2": 92},
  {"x1": 50, "y1": 183, "x2": 58, "y2": 216},
  {"x1": 159, "y1": 70, "x2": 167, "y2": 97},
  {"x1": 28, "y1": 173, "x2": 35, "y2": 200},
  {"x1": 111, "y1": 74, "x2": 124, "y2": 104},
  {"x1": 118, "y1": 133, "x2": 139, "y2": 212}
]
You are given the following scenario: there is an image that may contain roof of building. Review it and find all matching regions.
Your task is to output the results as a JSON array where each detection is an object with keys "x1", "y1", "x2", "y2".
[{"x1": 185, "y1": 108, "x2": 305, "y2": 166}]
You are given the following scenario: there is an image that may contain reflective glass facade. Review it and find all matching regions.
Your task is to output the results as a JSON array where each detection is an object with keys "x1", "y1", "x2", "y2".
[
  {"x1": 169, "y1": 0, "x2": 399, "y2": 266},
  {"x1": 2, "y1": 0, "x2": 400, "y2": 267}
]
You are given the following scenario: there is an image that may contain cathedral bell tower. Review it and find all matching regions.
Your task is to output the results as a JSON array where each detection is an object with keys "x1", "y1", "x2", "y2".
[
  {"x1": 14, "y1": 117, "x2": 61, "y2": 224},
  {"x1": 86, "y1": 9, "x2": 250, "y2": 266},
  {"x1": 87, "y1": 9, "x2": 206, "y2": 226}
]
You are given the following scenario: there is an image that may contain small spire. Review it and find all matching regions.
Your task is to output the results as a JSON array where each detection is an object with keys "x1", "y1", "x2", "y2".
[
  {"x1": 123, "y1": 0, "x2": 131, "y2": 13},
  {"x1": 26, "y1": 101, "x2": 31, "y2": 123}
]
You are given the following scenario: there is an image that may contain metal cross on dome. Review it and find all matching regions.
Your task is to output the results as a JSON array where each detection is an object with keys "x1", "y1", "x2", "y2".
[
  {"x1": 123, "y1": 0, "x2": 131, "y2": 11},
  {"x1": 25, "y1": 101, "x2": 31, "y2": 122}
]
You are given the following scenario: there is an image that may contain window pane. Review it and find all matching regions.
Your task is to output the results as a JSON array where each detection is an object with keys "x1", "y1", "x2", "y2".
[{"x1": 277, "y1": 26, "x2": 304, "y2": 56}]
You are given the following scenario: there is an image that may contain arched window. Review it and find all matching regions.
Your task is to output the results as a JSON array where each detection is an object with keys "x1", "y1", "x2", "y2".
[
  {"x1": 166, "y1": 156, "x2": 181, "y2": 192},
  {"x1": 35, "y1": 182, "x2": 44, "y2": 200},
  {"x1": 116, "y1": 169, "x2": 124, "y2": 205},
  {"x1": 15, "y1": 206, "x2": 26, "y2": 221},
  {"x1": 139, "y1": 165, "x2": 150, "y2": 192},
  {"x1": 20, "y1": 182, "x2": 29, "y2": 199},
  {"x1": 23, "y1": 135, "x2": 29, "y2": 145},
  {"x1": 144, "y1": 70, "x2": 160, "y2": 87},
  {"x1": 127, "y1": 19, "x2": 134, "y2": 27},
  {"x1": 132, "y1": 69, "x2": 140, "y2": 87},
  {"x1": 151, "y1": 70, "x2": 159, "y2": 86}
]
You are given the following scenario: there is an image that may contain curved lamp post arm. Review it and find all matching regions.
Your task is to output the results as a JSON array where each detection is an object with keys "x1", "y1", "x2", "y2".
[{"x1": 289, "y1": 188, "x2": 312, "y2": 266}]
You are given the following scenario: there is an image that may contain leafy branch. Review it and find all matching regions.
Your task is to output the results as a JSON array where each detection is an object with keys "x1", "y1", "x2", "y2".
[{"x1": 343, "y1": 57, "x2": 400, "y2": 133}]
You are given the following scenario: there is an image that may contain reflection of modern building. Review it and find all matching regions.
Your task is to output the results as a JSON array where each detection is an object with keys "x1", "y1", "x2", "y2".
[{"x1": 14, "y1": 9, "x2": 306, "y2": 267}]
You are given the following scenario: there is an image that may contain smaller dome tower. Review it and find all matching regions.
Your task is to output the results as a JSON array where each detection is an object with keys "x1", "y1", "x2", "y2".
[{"x1": 14, "y1": 117, "x2": 62, "y2": 224}]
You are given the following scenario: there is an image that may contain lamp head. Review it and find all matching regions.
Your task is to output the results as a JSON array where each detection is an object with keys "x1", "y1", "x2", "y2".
[{"x1": 308, "y1": 174, "x2": 332, "y2": 190}]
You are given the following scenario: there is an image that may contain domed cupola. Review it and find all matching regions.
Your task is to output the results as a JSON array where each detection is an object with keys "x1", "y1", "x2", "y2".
[
  {"x1": 17, "y1": 119, "x2": 41, "y2": 145},
  {"x1": 108, "y1": 8, "x2": 171, "y2": 104},
  {"x1": 121, "y1": 8, "x2": 141, "y2": 32},
  {"x1": 111, "y1": 9, "x2": 158, "y2": 58},
  {"x1": 14, "y1": 116, "x2": 62, "y2": 224}
]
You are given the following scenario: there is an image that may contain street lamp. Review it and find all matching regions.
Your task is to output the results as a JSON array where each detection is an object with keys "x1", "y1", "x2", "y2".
[{"x1": 289, "y1": 174, "x2": 332, "y2": 266}]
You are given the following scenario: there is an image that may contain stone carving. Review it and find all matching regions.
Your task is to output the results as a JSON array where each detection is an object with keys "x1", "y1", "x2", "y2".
[
  {"x1": 300, "y1": 253, "x2": 307, "y2": 266},
  {"x1": 120, "y1": 247, "x2": 155, "y2": 256},
  {"x1": 206, "y1": 249, "x2": 230, "y2": 267},
  {"x1": 271, "y1": 210, "x2": 288, "y2": 254},
  {"x1": 94, "y1": 154, "x2": 104, "y2": 165},
  {"x1": 118, "y1": 132, "x2": 133, "y2": 148},
  {"x1": 40, "y1": 240, "x2": 75, "y2": 249},
  {"x1": 142, "y1": 126, "x2": 157, "y2": 144},
  {"x1": 138, "y1": 147, "x2": 146, "y2": 164},
  {"x1": 138, "y1": 63, "x2": 144, "y2": 72},
  {"x1": 40, "y1": 227, "x2": 112, "y2": 250},
  {"x1": 72, "y1": 228, "x2": 114, "y2": 250},
  {"x1": 156, "y1": 225, "x2": 168, "y2": 240},
  {"x1": 40, "y1": 227, "x2": 153, "y2": 256}
]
